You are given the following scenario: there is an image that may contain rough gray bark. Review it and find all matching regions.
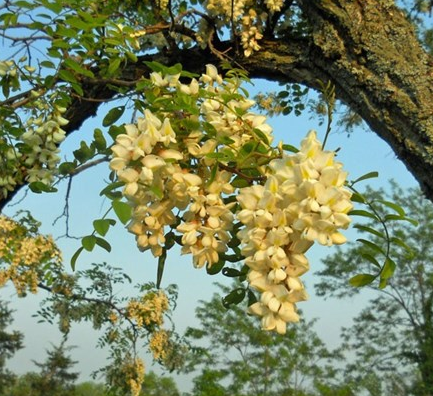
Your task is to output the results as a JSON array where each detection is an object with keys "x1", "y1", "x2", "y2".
[
  {"x1": 2, "y1": 0, "x2": 433, "y2": 209},
  {"x1": 249, "y1": 0, "x2": 433, "y2": 201}
]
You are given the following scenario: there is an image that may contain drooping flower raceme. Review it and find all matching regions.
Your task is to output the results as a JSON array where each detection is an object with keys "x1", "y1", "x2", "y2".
[
  {"x1": 110, "y1": 64, "x2": 274, "y2": 269},
  {"x1": 237, "y1": 131, "x2": 352, "y2": 334},
  {"x1": 201, "y1": 1, "x2": 282, "y2": 57},
  {"x1": 109, "y1": 64, "x2": 352, "y2": 335},
  {"x1": 0, "y1": 99, "x2": 68, "y2": 200},
  {"x1": 0, "y1": 215, "x2": 62, "y2": 296}
]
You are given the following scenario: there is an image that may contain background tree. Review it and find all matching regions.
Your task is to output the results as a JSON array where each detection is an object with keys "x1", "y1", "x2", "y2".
[
  {"x1": 3, "y1": 369, "x2": 179, "y2": 396},
  {"x1": 3, "y1": 341, "x2": 79, "y2": 396},
  {"x1": 28, "y1": 341, "x2": 79, "y2": 396},
  {"x1": 184, "y1": 283, "x2": 346, "y2": 396},
  {"x1": 0, "y1": 300, "x2": 23, "y2": 393},
  {"x1": 74, "y1": 381, "x2": 108, "y2": 396},
  {"x1": 139, "y1": 371, "x2": 180, "y2": 396},
  {"x1": 315, "y1": 182, "x2": 433, "y2": 396}
]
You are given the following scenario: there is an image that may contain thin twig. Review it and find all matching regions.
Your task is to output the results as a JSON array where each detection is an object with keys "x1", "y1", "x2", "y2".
[
  {"x1": 70, "y1": 156, "x2": 109, "y2": 176},
  {"x1": 0, "y1": 86, "x2": 44, "y2": 107}
]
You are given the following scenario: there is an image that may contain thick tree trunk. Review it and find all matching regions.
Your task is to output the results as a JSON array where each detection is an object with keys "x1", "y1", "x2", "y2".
[
  {"x1": 248, "y1": 0, "x2": 433, "y2": 201},
  {"x1": 301, "y1": 0, "x2": 433, "y2": 201},
  {"x1": 2, "y1": 0, "x2": 433, "y2": 210}
]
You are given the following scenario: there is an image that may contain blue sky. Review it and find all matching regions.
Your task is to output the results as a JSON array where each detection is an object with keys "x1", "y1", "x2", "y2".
[{"x1": 1, "y1": 76, "x2": 419, "y2": 391}]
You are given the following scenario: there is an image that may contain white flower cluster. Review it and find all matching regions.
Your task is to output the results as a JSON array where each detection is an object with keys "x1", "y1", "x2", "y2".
[
  {"x1": 237, "y1": 131, "x2": 352, "y2": 334},
  {"x1": 202, "y1": 0, "x2": 277, "y2": 57},
  {"x1": 0, "y1": 101, "x2": 68, "y2": 199},
  {"x1": 110, "y1": 65, "x2": 273, "y2": 268},
  {"x1": 205, "y1": 0, "x2": 250, "y2": 20},
  {"x1": 0, "y1": 149, "x2": 18, "y2": 198},
  {"x1": 20, "y1": 104, "x2": 68, "y2": 184},
  {"x1": 265, "y1": 0, "x2": 284, "y2": 12},
  {"x1": 241, "y1": 9, "x2": 264, "y2": 58},
  {"x1": 0, "y1": 60, "x2": 16, "y2": 77}
]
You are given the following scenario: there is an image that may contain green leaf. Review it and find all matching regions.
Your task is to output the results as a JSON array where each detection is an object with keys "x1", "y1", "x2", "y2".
[
  {"x1": 180, "y1": 70, "x2": 199, "y2": 79},
  {"x1": 349, "y1": 209, "x2": 380, "y2": 221},
  {"x1": 350, "y1": 192, "x2": 366, "y2": 204},
  {"x1": 282, "y1": 106, "x2": 293, "y2": 116},
  {"x1": 379, "y1": 277, "x2": 388, "y2": 289},
  {"x1": 390, "y1": 236, "x2": 413, "y2": 253},
  {"x1": 103, "y1": 106, "x2": 125, "y2": 127},
  {"x1": 143, "y1": 61, "x2": 165, "y2": 73},
  {"x1": 107, "y1": 57, "x2": 122, "y2": 76},
  {"x1": 44, "y1": 1, "x2": 62, "y2": 14},
  {"x1": 112, "y1": 200, "x2": 131, "y2": 224},
  {"x1": 93, "y1": 128, "x2": 107, "y2": 151},
  {"x1": 58, "y1": 161, "x2": 76, "y2": 175},
  {"x1": 65, "y1": 16, "x2": 89, "y2": 30},
  {"x1": 2, "y1": 79, "x2": 10, "y2": 98},
  {"x1": 56, "y1": 25, "x2": 79, "y2": 38},
  {"x1": 381, "y1": 257, "x2": 396, "y2": 280},
  {"x1": 95, "y1": 237, "x2": 112, "y2": 252},
  {"x1": 125, "y1": 51, "x2": 138, "y2": 62},
  {"x1": 70, "y1": 247, "x2": 84, "y2": 271},
  {"x1": 404, "y1": 217, "x2": 419, "y2": 227},
  {"x1": 357, "y1": 239, "x2": 385, "y2": 255},
  {"x1": 71, "y1": 82, "x2": 83, "y2": 96},
  {"x1": 247, "y1": 289, "x2": 258, "y2": 306},
  {"x1": 93, "y1": 219, "x2": 111, "y2": 236},
  {"x1": 238, "y1": 141, "x2": 257, "y2": 159},
  {"x1": 164, "y1": 231, "x2": 175, "y2": 250},
  {"x1": 351, "y1": 171, "x2": 379, "y2": 185},
  {"x1": 100, "y1": 182, "x2": 124, "y2": 198},
  {"x1": 64, "y1": 58, "x2": 94, "y2": 78},
  {"x1": 167, "y1": 63, "x2": 183, "y2": 75},
  {"x1": 14, "y1": 1, "x2": 34, "y2": 7},
  {"x1": 207, "y1": 260, "x2": 225, "y2": 275},
  {"x1": 108, "y1": 125, "x2": 125, "y2": 141},
  {"x1": 231, "y1": 177, "x2": 250, "y2": 188},
  {"x1": 282, "y1": 144, "x2": 299, "y2": 153},
  {"x1": 58, "y1": 69, "x2": 78, "y2": 84},
  {"x1": 40, "y1": 60, "x2": 56, "y2": 69},
  {"x1": 252, "y1": 128, "x2": 269, "y2": 145},
  {"x1": 47, "y1": 48, "x2": 62, "y2": 59},
  {"x1": 222, "y1": 288, "x2": 246, "y2": 308},
  {"x1": 349, "y1": 273, "x2": 376, "y2": 287},
  {"x1": 376, "y1": 199, "x2": 406, "y2": 216},
  {"x1": 29, "y1": 182, "x2": 57, "y2": 193},
  {"x1": 206, "y1": 163, "x2": 218, "y2": 187},
  {"x1": 82, "y1": 235, "x2": 96, "y2": 251},
  {"x1": 222, "y1": 267, "x2": 242, "y2": 277},
  {"x1": 105, "y1": 38, "x2": 122, "y2": 46},
  {"x1": 361, "y1": 253, "x2": 381, "y2": 268},
  {"x1": 149, "y1": 184, "x2": 163, "y2": 199},
  {"x1": 157, "y1": 249, "x2": 167, "y2": 289},
  {"x1": 73, "y1": 141, "x2": 94, "y2": 163},
  {"x1": 353, "y1": 224, "x2": 385, "y2": 239},
  {"x1": 384, "y1": 214, "x2": 418, "y2": 226},
  {"x1": 206, "y1": 149, "x2": 235, "y2": 161}
]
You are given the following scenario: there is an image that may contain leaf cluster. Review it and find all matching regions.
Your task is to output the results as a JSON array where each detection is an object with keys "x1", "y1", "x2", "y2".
[{"x1": 315, "y1": 182, "x2": 433, "y2": 394}]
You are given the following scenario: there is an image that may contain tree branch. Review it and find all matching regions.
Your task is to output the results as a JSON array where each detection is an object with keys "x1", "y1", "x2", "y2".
[{"x1": 2, "y1": 0, "x2": 433, "y2": 211}]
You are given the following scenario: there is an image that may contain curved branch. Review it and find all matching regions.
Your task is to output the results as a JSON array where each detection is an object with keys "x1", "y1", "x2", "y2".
[{"x1": 2, "y1": 0, "x2": 433, "y2": 211}]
